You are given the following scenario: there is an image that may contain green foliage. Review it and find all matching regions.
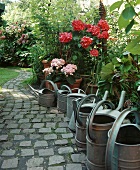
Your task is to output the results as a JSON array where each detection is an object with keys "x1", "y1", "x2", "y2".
[
  {"x1": 99, "y1": 54, "x2": 140, "y2": 106},
  {"x1": 110, "y1": 0, "x2": 140, "y2": 55},
  {"x1": 0, "y1": 21, "x2": 36, "y2": 66}
]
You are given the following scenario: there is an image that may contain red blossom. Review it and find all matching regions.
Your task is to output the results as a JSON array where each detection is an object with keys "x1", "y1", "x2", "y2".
[
  {"x1": 0, "y1": 35, "x2": 6, "y2": 40},
  {"x1": 97, "y1": 31, "x2": 109, "y2": 39},
  {"x1": 87, "y1": 25, "x2": 100, "y2": 36},
  {"x1": 80, "y1": 36, "x2": 93, "y2": 48},
  {"x1": 72, "y1": 20, "x2": 85, "y2": 31},
  {"x1": 59, "y1": 32, "x2": 72, "y2": 43},
  {"x1": 90, "y1": 49, "x2": 99, "y2": 57},
  {"x1": 97, "y1": 19, "x2": 110, "y2": 31}
]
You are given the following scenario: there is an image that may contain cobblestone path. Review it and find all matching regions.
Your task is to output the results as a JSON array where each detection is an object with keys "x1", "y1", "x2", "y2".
[{"x1": 0, "y1": 70, "x2": 87, "y2": 170}]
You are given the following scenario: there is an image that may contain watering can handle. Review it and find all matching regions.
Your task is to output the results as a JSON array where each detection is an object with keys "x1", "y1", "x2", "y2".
[
  {"x1": 87, "y1": 100, "x2": 115, "y2": 142},
  {"x1": 105, "y1": 108, "x2": 140, "y2": 170},
  {"x1": 39, "y1": 80, "x2": 58, "y2": 97},
  {"x1": 76, "y1": 94, "x2": 99, "y2": 126},
  {"x1": 72, "y1": 98, "x2": 83, "y2": 123},
  {"x1": 60, "y1": 85, "x2": 72, "y2": 93},
  {"x1": 115, "y1": 91, "x2": 126, "y2": 111},
  {"x1": 71, "y1": 88, "x2": 86, "y2": 94}
]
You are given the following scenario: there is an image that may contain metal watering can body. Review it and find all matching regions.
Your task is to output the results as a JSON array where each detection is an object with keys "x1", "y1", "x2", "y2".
[
  {"x1": 86, "y1": 100, "x2": 116, "y2": 170},
  {"x1": 57, "y1": 85, "x2": 72, "y2": 113},
  {"x1": 66, "y1": 89, "x2": 86, "y2": 119},
  {"x1": 105, "y1": 109, "x2": 140, "y2": 170},
  {"x1": 75, "y1": 91, "x2": 109, "y2": 148},
  {"x1": 86, "y1": 91, "x2": 126, "y2": 170}
]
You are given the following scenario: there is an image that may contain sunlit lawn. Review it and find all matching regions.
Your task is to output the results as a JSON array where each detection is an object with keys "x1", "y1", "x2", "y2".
[{"x1": 0, "y1": 67, "x2": 32, "y2": 91}]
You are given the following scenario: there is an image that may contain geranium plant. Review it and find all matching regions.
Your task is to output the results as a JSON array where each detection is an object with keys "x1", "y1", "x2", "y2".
[
  {"x1": 43, "y1": 58, "x2": 77, "y2": 85},
  {"x1": 58, "y1": 19, "x2": 110, "y2": 84}
]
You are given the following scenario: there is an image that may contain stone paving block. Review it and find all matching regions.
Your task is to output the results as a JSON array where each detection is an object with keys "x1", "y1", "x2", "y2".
[
  {"x1": 34, "y1": 141, "x2": 48, "y2": 147},
  {"x1": 26, "y1": 157, "x2": 44, "y2": 168},
  {"x1": 58, "y1": 147, "x2": 74, "y2": 154},
  {"x1": 62, "y1": 133, "x2": 73, "y2": 139},
  {"x1": 0, "y1": 120, "x2": 4, "y2": 123},
  {"x1": 39, "y1": 127, "x2": 51, "y2": 133},
  {"x1": 2, "y1": 149, "x2": 15, "y2": 156},
  {"x1": 27, "y1": 167, "x2": 44, "y2": 170},
  {"x1": 48, "y1": 155, "x2": 65, "y2": 165},
  {"x1": 71, "y1": 153, "x2": 86, "y2": 163},
  {"x1": 20, "y1": 123, "x2": 31, "y2": 129},
  {"x1": 0, "y1": 124, "x2": 5, "y2": 128},
  {"x1": 18, "y1": 118, "x2": 30, "y2": 123},
  {"x1": 44, "y1": 134, "x2": 57, "y2": 140},
  {"x1": 0, "y1": 135, "x2": 8, "y2": 141},
  {"x1": 33, "y1": 123, "x2": 44, "y2": 128},
  {"x1": 46, "y1": 122, "x2": 56, "y2": 129},
  {"x1": 20, "y1": 141, "x2": 32, "y2": 147},
  {"x1": 48, "y1": 166, "x2": 64, "y2": 170},
  {"x1": 14, "y1": 135, "x2": 25, "y2": 140},
  {"x1": 26, "y1": 115, "x2": 35, "y2": 119},
  {"x1": 58, "y1": 122, "x2": 68, "y2": 127},
  {"x1": 32, "y1": 118, "x2": 42, "y2": 123},
  {"x1": 36, "y1": 115, "x2": 44, "y2": 119},
  {"x1": 21, "y1": 149, "x2": 34, "y2": 156},
  {"x1": 55, "y1": 139, "x2": 68, "y2": 145},
  {"x1": 55, "y1": 128, "x2": 66, "y2": 133},
  {"x1": 1, "y1": 158, "x2": 18, "y2": 169},
  {"x1": 14, "y1": 115, "x2": 24, "y2": 119},
  {"x1": 23, "y1": 129, "x2": 35, "y2": 134},
  {"x1": 7, "y1": 123, "x2": 18, "y2": 129},
  {"x1": 10, "y1": 129, "x2": 21, "y2": 134},
  {"x1": 1, "y1": 142, "x2": 13, "y2": 149},
  {"x1": 42, "y1": 118, "x2": 52, "y2": 122},
  {"x1": 3, "y1": 115, "x2": 13, "y2": 120},
  {"x1": 66, "y1": 164, "x2": 82, "y2": 170},
  {"x1": 53, "y1": 117, "x2": 62, "y2": 122},
  {"x1": 38, "y1": 148, "x2": 54, "y2": 156},
  {"x1": 30, "y1": 134, "x2": 41, "y2": 140}
]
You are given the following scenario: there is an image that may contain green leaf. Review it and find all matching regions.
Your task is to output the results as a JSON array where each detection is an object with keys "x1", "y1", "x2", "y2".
[
  {"x1": 118, "y1": 15, "x2": 130, "y2": 29},
  {"x1": 100, "y1": 63, "x2": 114, "y2": 80},
  {"x1": 110, "y1": 1, "x2": 123, "y2": 12},
  {"x1": 132, "y1": 30, "x2": 140, "y2": 35},
  {"x1": 125, "y1": 19, "x2": 134, "y2": 34},
  {"x1": 122, "y1": 6, "x2": 136, "y2": 20},
  {"x1": 127, "y1": 44, "x2": 140, "y2": 54},
  {"x1": 126, "y1": 36, "x2": 140, "y2": 54},
  {"x1": 136, "y1": 0, "x2": 140, "y2": 5},
  {"x1": 66, "y1": 76, "x2": 75, "y2": 85}
]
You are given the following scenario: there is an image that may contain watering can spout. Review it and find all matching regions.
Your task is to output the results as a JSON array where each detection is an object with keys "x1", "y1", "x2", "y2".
[
  {"x1": 115, "y1": 91, "x2": 126, "y2": 111},
  {"x1": 102, "y1": 90, "x2": 108, "y2": 101}
]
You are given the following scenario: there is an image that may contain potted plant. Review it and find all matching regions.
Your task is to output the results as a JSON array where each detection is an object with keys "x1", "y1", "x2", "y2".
[
  {"x1": 43, "y1": 58, "x2": 80, "y2": 88},
  {"x1": 98, "y1": 52, "x2": 140, "y2": 108},
  {"x1": 58, "y1": 19, "x2": 110, "y2": 90}
]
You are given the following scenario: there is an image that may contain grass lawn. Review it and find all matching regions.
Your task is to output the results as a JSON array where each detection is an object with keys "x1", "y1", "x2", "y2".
[{"x1": 0, "y1": 67, "x2": 32, "y2": 91}]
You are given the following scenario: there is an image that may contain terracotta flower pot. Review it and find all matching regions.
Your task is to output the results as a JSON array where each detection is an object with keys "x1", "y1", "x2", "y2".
[
  {"x1": 42, "y1": 60, "x2": 51, "y2": 69},
  {"x1": 68, "y1": 78, "x2": 83, "y2": 92}
]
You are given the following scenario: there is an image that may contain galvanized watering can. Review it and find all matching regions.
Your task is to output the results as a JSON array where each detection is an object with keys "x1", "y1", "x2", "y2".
[
  {"x1": 86, "y1": 91, "x2": 126, "y2": 170},
  {"x1": 75, "y1": 91, "x2": 109, "y2": 148},
  {"x1": 105, "y1": 109, "x2": 140, "y2": 170},
  {"x1": 57, "y1": 85, "x2": 72, "y2": 113},
  {"x1": 66, "y1": 88, "x2": 86, "y2": 119},
  {"x1": 68, "y1": 90, "x2": 99, "y2": 133},
  {"x1": 28, "y1": 80, "x2": 58, "y2": 107}
]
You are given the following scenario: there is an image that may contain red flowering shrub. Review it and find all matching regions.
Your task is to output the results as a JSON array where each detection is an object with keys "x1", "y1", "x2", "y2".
[
  {"x1": 90, "y1": 49, "x2": 99, "y2": 57},
  {"x1": 58, "y1": 18, "x2": 110, "y2": 81},
  {"x1": 97, "y1": 19, "x2": 110, "y2": 31},
  {"x1": 80, "y1": 36, "x2": 93, "y2": 48},
  {"x1": 59, "y1": 32, "x2": 72, "y2": 43},
  {"x1": 72, "y1": 20, "x2": 85, "y2": 31}
]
